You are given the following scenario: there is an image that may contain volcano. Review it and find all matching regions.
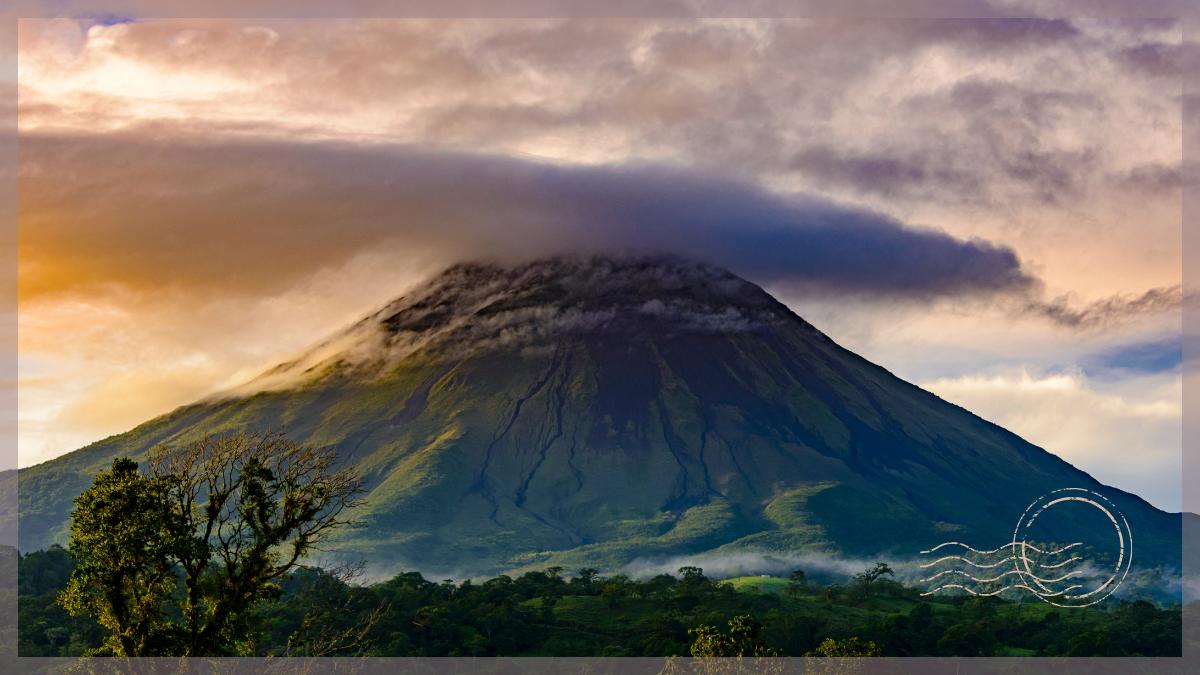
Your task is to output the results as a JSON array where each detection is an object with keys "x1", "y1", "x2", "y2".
[{"x1": 13, "y1": 255, "x2": 1182, "y2": 574}]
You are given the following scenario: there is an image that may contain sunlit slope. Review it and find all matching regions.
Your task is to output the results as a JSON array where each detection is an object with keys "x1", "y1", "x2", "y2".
[{"x1": 14, "y1": 256, "x2": 1182, "y2": 574}]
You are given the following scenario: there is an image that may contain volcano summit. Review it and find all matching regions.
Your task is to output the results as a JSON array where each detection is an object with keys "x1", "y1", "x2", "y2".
[{"x1": 16, "y1": 256, "x2": 1182, "y2": 574}]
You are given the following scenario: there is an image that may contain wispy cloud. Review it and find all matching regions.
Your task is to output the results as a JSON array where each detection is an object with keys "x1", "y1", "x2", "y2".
[
  {"x1": 623, "y1": 550, "x2": 893, "y2": 581},
  {"x1": 1084, "y1": 335, "x2": 1183, "y2": 375},
  {"x1": 921, "y1": 367, "x2": 1181, "y2": 511},
  {"x1": 1019, "y1": 286, "x2": 1184, "y2": 330}
]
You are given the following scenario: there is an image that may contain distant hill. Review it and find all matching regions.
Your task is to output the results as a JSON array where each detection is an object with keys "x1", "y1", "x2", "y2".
[{"x1": 10, "y1": 255, "x2": 1183, "y2": 576}]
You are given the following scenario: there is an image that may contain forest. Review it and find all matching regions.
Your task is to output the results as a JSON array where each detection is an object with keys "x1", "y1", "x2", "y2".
[
  {"x1": 11, "y1": 439, "x2": 1188, "y2": 659},
  {"x1": 16, "y1": 545, "x2": 1184, "y2": 658}
]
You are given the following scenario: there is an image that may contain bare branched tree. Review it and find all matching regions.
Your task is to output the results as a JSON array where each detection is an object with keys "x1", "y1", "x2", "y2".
[
  {"x1": 59, "y1": 431, "x2": 365, "y2": 656},
  {"x1": 281, "y1": 562, "x2": 387, "y2": 658},
  {"x1": 146, "y1": 432, "x2": 365, "y2": 655}
]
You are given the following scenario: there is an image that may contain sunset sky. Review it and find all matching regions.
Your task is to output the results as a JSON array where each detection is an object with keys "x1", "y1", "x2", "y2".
[{"x1": 15, "y1": 16, "x2": 1186, "y2": 510}]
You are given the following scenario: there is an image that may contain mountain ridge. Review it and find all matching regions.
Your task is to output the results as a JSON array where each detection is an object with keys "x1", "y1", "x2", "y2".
[{"x1": 11, "y1": 254, "x2": 1183, "y2": 577}]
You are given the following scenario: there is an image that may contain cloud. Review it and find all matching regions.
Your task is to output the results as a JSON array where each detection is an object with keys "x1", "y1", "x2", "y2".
[
  {"x1": 788, "y1": 145, "x2": 984, "y2": 200},
  {"x1": 1110, "y1": 162, "x2": 1183, "y2": 195},
  {"x1": 622, "y1": 550, "x2": 900, "y2": 582},
  {"x1": 922, "y1": 368, "x2": 1181, "y2": 511},
  {"x1": 16, "y1": 248, "x2": 438, "y2": 466},
  {"x1": 901, "y1": 18, "x2": 1082, "y2": 50},
  {"x1": 26, "y1": 130, "x2": 1180, "y2": 334},
  {"x1": 18, "y1": 132, "x2": 1039, "y2": 303},
  {"x1": 1018, "y1": 286, "x2": 1184, "y2": 329},
  {"x1": 1084, "y1": 335, "x2": 1183, "y2": 375},
  {"x1": 1114, "y1": 41, "x2": 1182, "y2": 78},
  {"x1": 838, "y1": 76, "x2": 1110, "y2": 207},
  {"x1": 15, "y1": 18, "x2": 1178, "y2": 213},
  {"x1": 14, "y1": 18, "x2": 1182, "y2": 313},
  {"x1": 12, "y1": 15, "x2": 1184, "y2": 477}
]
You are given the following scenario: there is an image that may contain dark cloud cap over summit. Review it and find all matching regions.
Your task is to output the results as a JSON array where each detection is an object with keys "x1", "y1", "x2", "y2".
[{"x1": 20, "y1": 133, "x2": 1037, "y2": 302}]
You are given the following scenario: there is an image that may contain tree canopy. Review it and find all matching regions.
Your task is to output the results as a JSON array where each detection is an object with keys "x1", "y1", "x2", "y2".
[
  {"x1": 57, "y1": 433, "x2": 364, "y2": 656},
  {"x1": 18, "y1": 551, "x2": 1183, "y2": 658}
]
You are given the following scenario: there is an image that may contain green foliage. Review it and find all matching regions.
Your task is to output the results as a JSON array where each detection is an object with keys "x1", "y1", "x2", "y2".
[
  {"x1": 779, "y1": 569, "x2": 810, "y2": 600},
  {"x1": 21, "y1": 552, "x2": 1185, "y2": 657},
  {"x1": 58, "y1": 458, "x2": 190, "y2": 656},
  {"x1": 853, "y1": 562, "x2": 893, "y2": 586},
  {"x1": 807, "y1": 636, "x2": 882, "y2": 657},
  {"x1": 53, "y1": 434, "x2": 364, "y2": 656},
  {"x1": 845, "y1": 561, "x2": 900, "y2": 604},
  {"x1": 17, "y1": 546, "x2": 104, "y2": 656},
  {"x1": 690, "y1": 614, "x2": 778, "y2": 657}
]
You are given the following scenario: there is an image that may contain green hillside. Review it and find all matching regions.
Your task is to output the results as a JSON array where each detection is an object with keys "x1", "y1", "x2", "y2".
[{"x1": 10, "y1": 255, "x2": 1183, "y2": 576}]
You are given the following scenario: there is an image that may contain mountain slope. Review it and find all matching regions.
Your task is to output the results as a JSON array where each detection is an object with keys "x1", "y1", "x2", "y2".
[{"x1": 14, "y1": 256, "x2": 1182, "y2": 574}]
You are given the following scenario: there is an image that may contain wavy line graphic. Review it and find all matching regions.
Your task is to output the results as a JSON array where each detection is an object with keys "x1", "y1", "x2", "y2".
[
  {"x1": 918, "y1": 569, "x2": 1084, "y2": 584},
  {"x1": 919, "y1": 541, "x2": 1081, "y2": 556},
  {"x1": 921, "y1": 583, "x2": 1083, "y2": 598},
  {"x1": 919, "y1": 555, "x2": 1016, "y2": 569},
  {"x1": 1038, "y1": 556, "x2": 1081, "y2": 569},
  {"x1": 917, "y1": 488, "x2": 1133, "y2": 607}
]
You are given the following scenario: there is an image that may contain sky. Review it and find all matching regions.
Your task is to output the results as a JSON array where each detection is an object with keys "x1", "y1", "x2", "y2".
[{"x1": 13, "y1": 16, "x2": 1187, "y2": 511}]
